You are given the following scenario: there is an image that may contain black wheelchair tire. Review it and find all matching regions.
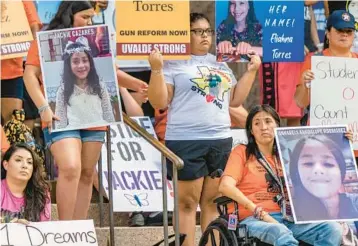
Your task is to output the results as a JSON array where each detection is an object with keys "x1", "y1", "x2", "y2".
[{"x1": 198, "y1": 217, "x2": 239, "y2": 246}]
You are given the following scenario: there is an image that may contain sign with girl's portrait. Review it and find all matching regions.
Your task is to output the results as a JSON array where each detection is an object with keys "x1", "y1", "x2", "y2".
[
  {"x1": 275, "y1": 125, "x2": 358, "y2": 224},
  {"x1": 215, "y1": 0, "x2": 304, "y2": 62},
  {"x1": 37, "y1": 25, "x2": 122, "y2": 132}
]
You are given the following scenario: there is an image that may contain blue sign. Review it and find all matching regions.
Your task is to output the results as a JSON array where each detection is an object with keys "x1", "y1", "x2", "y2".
[
  {"x1": 35, "y1": 0, "x2": 61, "y2": 25},
  {"x1": 215, "y1": 0, "x2": 304, "y2": 62}
]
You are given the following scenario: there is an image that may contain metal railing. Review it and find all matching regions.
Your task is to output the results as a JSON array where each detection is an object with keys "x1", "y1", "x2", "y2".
[{"x1": 98, "y1": 113, "x2": 184, "y2": 246}]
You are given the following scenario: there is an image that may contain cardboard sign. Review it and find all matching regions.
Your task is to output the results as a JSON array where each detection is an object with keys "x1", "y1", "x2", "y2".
[
  {"x1": 1, "y1": 1, "x2": 33, "y2": 59},
  {"x1": 37, "y1": 25, "x2": 122, "y2": 132},
  {"x1": 275, "y1": 125, "x2": 358, "y2": 224},
  {"x1": 0, "y1": 220, "x2": 98, "y2": 246},
  {"x1": 215, "y1": 1, "x2": 304, "y2": 62},
  {"x1": 116, "y1": 0, "x2": 190, "y2": 60},
  {"x1": 100, "y1": 117, "x2": 174, "y2": 212},
  {"x1": 310, "y1": 56, "x2": 358, "y2": 150}
]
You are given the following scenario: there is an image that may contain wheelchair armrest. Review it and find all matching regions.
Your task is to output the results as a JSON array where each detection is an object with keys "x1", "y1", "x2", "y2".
[{"x1": 214, "y1": 196, "x2": 235, "y2": 206}]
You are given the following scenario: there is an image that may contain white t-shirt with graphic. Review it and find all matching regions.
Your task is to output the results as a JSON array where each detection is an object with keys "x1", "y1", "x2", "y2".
[{"x1": 163, "y1": 54, "x2": 237, "y2": 140}]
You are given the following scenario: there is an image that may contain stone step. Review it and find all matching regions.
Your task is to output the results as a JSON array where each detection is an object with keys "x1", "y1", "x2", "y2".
[
  {"x1": 51, "y1": 204, "x2": 129, "y2": 227},
  {"x1": 95, "y1": 226, "x2": 202, "y2": 246}
]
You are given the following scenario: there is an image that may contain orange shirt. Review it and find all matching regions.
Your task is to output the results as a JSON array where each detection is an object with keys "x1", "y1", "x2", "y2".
[
  {"x1": 299, "y1": 49, "x2": 358, "y2": 156},
  {"x1": 1, "y1": 1, "x2": 42, "y2": 80},
  {"x1": 26, "y1": 40, "x2": 106, "y2": 131},
  {"x1": 222, "y1": 145, "x2": 281, "y2": 220},
  {"x1": 1, "y1": 125, "x2": 10, "y2": 154}
]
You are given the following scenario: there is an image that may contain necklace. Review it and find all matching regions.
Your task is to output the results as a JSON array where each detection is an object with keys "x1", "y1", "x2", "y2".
[{"x1": 191, "y1": 54, "x2": 208, "y2": 64}]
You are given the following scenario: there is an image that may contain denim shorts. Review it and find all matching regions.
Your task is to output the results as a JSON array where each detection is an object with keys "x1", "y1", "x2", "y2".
[{"x1": 43, "y1": 128, "x2": 105, "y2": 148}]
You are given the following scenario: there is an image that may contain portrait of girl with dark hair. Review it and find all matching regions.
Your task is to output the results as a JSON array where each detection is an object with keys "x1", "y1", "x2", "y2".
[
  {"x1": 216, "y1": 0, "x2": 263, "y2": 62},
  {"x1": 288, "y1": 134, "x2": 358, "y2": 222},
  {"x1": 55, "y1": 39, "x2": 115, "y2": 130}
]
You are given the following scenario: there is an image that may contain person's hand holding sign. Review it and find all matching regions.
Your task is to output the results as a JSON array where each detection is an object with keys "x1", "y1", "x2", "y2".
[
  {"x1": 39, "y1": 105, "x2": 59, "y2": 133},
  {"x1": 149, "y1": 48, "x2": 164, "y2": 71},
  {"x1": 301, "y1": 69, "x2": 315, "y2": 88},
  {"x1": 247, "y1": 53, "x2": 261, "y2": 72}
]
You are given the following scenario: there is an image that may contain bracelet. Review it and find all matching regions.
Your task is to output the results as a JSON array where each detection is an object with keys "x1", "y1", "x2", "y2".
[
  {"x1": 38, "y1": 104, "x2": 49, "y2": 114},
  {"x1": 305, "y1": 82, "x2": 311, "y2": 89},
  {"x1": 253, "y1": 206, "x2": 262, "y2": 219},
  {"x1": 151, "y1": 69, "x2": 162, "y2": 75}
]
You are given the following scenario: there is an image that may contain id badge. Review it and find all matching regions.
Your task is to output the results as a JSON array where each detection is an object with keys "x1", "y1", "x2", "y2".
[{"x1": 228, "y1": 214, "x2": 238, "y2": 231}]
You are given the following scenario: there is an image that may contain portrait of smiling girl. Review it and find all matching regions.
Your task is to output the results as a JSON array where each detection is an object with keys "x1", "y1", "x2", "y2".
[
  {"x1": 289, "y1": 135, "x2": 358, "y2": 222},
  {"x1": 55, "y1": 40, "x2": 115, "y2": 130}
]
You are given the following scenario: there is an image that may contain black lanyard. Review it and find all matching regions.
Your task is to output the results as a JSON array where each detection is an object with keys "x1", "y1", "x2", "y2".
[{"x1": 255, "y1": 150, "x2": 284, "y2": 195}]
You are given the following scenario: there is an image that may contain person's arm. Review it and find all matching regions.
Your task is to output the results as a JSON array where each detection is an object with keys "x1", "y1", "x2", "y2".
[
  {"x1": 100, "y1": 83, "x2": 115, "y2": 122},
  {"x1": 304, "y1": 0, "x2": 319, "y2": 6},
  {"x1": 309, "y1": 6, "x2": 320, "y2": 49},
  {"x1": 22, "y1": 0, "x2": 42, "y2": 38},
  {"x1": 229, "y1": 106, "x2": 248, "y2": 128},
  {"x1": 147, "y1": 48, "x2": 174, "y2": 109},
  {"x1": 116, "y1": 69, "x2": 148, "y2": 92},
  {"x1": 229, "y1": 54, "x2": 261, "y2": 107},
  {"x1": 323, "y1": 0, "x2": 330, "y2": 18},
  {"x1": 294, "y1": 55, "x2": 314, "y2": 109},
  {"x1": 120, "y1": 87, "x2": 144, "y2": 117}
]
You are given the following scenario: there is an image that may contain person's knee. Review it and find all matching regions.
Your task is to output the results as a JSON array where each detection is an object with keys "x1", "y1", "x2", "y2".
[
  {"x1": 319, "y1": 222, "x2": 343, "y2": 243},
  {"x1": 179, "y1": 194, "x2": 200, "y2": 213},
  {"x1": 80, "y1": 167, "x2": 95, "y2": 184},
  {"x1": 268, "y1": 224, "x2": 297, "y2": 246},
  {"x1": 58, "y1": 162, "x2": 81, "y2": 181}
]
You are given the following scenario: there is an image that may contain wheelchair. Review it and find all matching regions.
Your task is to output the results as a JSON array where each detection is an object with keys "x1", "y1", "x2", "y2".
[{"x1": 198, "y1": 170, "x2": 311, "y2": 246}]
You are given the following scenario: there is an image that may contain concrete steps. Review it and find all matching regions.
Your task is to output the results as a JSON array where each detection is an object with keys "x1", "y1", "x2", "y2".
[{"x1": 95, "y1": 226, "x2": 202, "y2": 246}]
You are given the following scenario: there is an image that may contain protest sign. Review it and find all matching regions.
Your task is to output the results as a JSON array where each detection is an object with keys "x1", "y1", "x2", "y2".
[
  {"x1": 35, "y1": 1, "x2": 61, "y2": 26},
  {"x1": 215, "y1": 1, "x2": 304, "y2": 63},
  {"x1": 100, "y1": 117, "x2": 174, "y2": 212},
  {"x1": 310, "y1": 56, "x2": 358, "y2": 150},
  {"x1": 115, "y1": 0, "x2": 190, "y2": 60},
  {"x1": 0, "y1": 220, "x2": 98, "y2": 246},
  {"x1": 275, "y1": 125, "x2": 358, "y2": 224},
  {"x1": 1, "y1": 1, "x2": 33, "y2": 60},
  {"x1": 37, "y1": 25, "x2": 122, "y2": 132}
]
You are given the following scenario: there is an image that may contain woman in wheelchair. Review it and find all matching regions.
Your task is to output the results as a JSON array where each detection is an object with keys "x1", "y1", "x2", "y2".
[{"x1": 217, "y1": 105, "x2": 343, "y2": 246}]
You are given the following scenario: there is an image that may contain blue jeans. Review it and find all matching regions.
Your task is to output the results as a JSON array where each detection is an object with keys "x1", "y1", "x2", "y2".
[{"x1": 240, "y1": 212, "x2": 342, "y2": 246}]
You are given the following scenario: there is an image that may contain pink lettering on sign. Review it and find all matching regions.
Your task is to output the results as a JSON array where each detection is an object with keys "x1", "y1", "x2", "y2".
[{"x1": 343, "y1": 87, "x2": 355, "y2": 100}]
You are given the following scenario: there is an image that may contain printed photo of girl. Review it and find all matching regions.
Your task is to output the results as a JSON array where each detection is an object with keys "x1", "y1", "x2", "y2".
[{"x1": 55, "y1": 39, "x2": 115, "y2": 130}]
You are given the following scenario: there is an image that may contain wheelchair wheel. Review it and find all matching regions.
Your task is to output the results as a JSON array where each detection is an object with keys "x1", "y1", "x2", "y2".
[{"x1": 198, "y1": 217, "x2": 239, "y2": 246}]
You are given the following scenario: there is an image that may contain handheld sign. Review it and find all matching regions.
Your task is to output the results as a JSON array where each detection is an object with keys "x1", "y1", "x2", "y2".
[
  {"x1": 215, "y1": 1, "x2": 304, "y2": 62},
  {"x1": 100, "y1": 117, "x2": 174, "y2": 212},
  {"x1": 116, "y1": 0, "x2": 190, "y2": 60},
  {"x1": 0, "y1": 220, "x2": 98, "y2": 246},
  {"x1": 1, "y1": 1, "x2": 33, "y2": 60},
  {"x1": 310, "y1": 56, "x2": 358, "y2": 150},
  {"x1": 37, "y1": 25, "x2": 122, "y2": 132},
  {"x1": 275, "y1": 125, "x2": 358, "y2": 224}
]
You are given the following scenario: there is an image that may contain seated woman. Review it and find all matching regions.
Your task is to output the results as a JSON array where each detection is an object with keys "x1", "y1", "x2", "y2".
[
  {"x1": 219, "y1": 104, "x2": 342, "y2": 246},
  {"x1": 1, "y1": 143, "x2": 51, "y2": 223},
  {"x1": 289, "y1": 135, "x2": 358, "y2": 222}
]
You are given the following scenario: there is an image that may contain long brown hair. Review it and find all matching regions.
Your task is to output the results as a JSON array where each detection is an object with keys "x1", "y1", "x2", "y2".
[{"x1": 1, "y1": 143, "x2": 50, "y2": 222}]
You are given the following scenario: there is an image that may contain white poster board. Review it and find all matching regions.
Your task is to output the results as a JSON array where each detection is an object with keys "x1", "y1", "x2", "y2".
[
  {"x1": 0, "y1": 220, "x2": 97, "y2": 246},
  {"x1": 100, "y1": 117, "x2": 174, "y2": 212},
  {"x1": 310, "y1": 56, "x2": 358, "y2": 150},
  {"x1": 275, "y1": 125, "x2": 358, "y2": 224}
]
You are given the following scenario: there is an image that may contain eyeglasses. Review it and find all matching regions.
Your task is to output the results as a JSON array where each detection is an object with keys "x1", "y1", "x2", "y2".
[{"x1": 190, "y1": 29, "x2": 215, "y2": 36}]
